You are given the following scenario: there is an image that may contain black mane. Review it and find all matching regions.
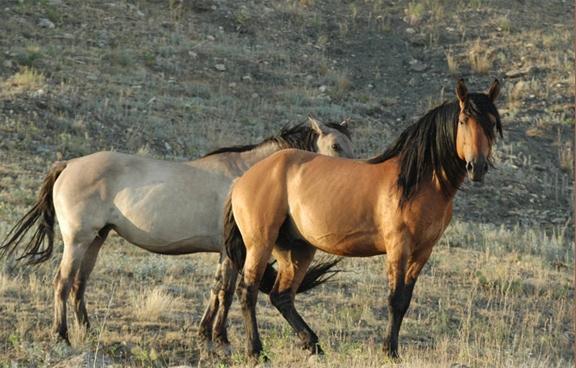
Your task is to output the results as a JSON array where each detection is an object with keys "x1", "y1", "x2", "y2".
[
  {"x1": 203, "y1": 121, "x2": 351, "y2": 157},
  {"x1": 368, "y1": 94, "x2": 501, "y2": 207}
]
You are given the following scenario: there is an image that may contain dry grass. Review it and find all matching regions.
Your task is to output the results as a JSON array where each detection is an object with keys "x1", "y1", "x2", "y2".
[
  {"x1": 467, "y1": 39, "x2": 493, "y2": 74},
  {"x1": 0, "y1": 0, "x2": 573, "y2": 366},
  {"x1": 404, "y1": 1, "x2": 426, "y2": 25},
  {"x1": 131, "y1": 287, "x2": 176, "y2": 322},
  {"x1": 445, "y1": 50, "x2": 459, "y2": 75},
  {"x1": 0, "y1": 66, "x2": 46, "y2": 97}
]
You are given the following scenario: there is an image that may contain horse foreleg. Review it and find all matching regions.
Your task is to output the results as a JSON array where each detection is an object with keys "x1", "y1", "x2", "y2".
[
  {"x1": 383, "y1": 242, "x2": 434, "y2": 359},
  {"x1": 383, "y1": 241, "x2": 410, "y2": 359},
  {"x1": 211, "y1": 255, "x2": 238, "y2": 355},
  {"x1": 269, "y1": 244, "x2": 323, "y2": 356}
]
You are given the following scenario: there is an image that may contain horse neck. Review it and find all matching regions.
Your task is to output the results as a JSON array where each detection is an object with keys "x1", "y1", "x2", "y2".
[
  {"x1": 236, "y1": 141, "x2": 287, "y2": 167},
  {"x1": 198, "y1": 140, "x2": 290, "y2": 174},
  {"x1": 432, "y1": 169, "x2": 465, "y2": 201}
]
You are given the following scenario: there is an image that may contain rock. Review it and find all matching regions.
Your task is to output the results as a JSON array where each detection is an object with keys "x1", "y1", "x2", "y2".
[
  {"x1": 188, "y1": 51, "x2": 198, "y2": 58},
  {"x1": 251, "y1": 93, "x2": 259, "y2": 99},
  {"x1": 405, "y1": 27, "x2": 416, "y2": 34},
  {"x1": 214, "y1": 64, "x2": 226, "y2": 71},
  {"x1": 228, "y1": 82, "x2": 236, "y2": 88},
  {"x1": 409, "y1": 59, "x2": 428, "y2": 72},
  {"x1": 51, "y1": 351, "x2": 114, "y2": 368},
  {"x1": 242, "y1": 75, "x2": 252, "y2": 81},
  {"x1": 207, "y1": 35, "x2": 216, "y2": 41},
  {"x1": 38, "y1": 18, "x2": 55, "y2": 28},
  {"x1": 505, "y1": 66, "x2": 537, "y2": 78},
  {"x1": 318, "y1": 85, "x2": 328, "y2": 93}
]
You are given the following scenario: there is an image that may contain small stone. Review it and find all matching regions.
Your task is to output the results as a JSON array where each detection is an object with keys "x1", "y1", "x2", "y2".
[
  {"x1": 251, "y1": 93, "x2": 259, "y2": 99},
  {"x1": 242, "y1": 75, "x2": 252, "y2": 81},
  {"x1": 367, "y1": 83, "x2": 375, "y2": 89},
  {"x1": 409, "y1": 59, "x2": 428, "y2": 72},
  {"x1": 505, "y1": 66, "x2": 536, "y2": 78},
  {"x1": 318, "y1": 85, "x2": 328, "y2": 93},
  {"x1": 207, "y1": 35, "x2": 216, "y2": 41},
  {"x1": 38, "y1": 18, "x2": 55, "y2": 28},
  {"x1": 228, "y1": 82, "x2": 237, "y2": 88},
  {"x1": 31, "y1": 89, "x2": 45, "y2": 97},
  {"x1": 405, "y1": 27, "x2": 416, "y2": 34},
  {"x1": 214, "y1": 64, "x2": 226, "y2": 71},
  {"x1": 188, "y1": 51, "x2": 198, "y2": 58},
  {"x1": 164, "y1": 142, "x2": 172, "y2": 152}
]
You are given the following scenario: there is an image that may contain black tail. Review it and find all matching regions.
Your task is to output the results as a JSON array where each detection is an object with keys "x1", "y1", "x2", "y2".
[
  {"x1": 224, "y1": 194, "x2": 341, "y2": 294},
  {"x1": 0, "y1": 161, "x2": 66, "y2": 265}
]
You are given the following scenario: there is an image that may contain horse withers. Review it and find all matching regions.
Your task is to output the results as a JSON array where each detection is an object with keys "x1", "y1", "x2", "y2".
[
  {"x1": 0, "y1": 117, "x2": 353, "y2": 354},
  {"x1": 224, "y1": 79, "x2": 502, "y2": 361}
]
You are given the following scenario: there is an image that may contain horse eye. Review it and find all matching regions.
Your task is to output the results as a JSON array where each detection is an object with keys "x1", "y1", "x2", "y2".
[{"x1": 331, "y1": 143, "x2": 341, "y2": 151}]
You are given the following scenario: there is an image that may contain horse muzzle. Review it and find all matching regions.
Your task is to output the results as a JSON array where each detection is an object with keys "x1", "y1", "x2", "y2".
[{"x1": 466, "y1": 157, "x2": 488, "y2": 182}]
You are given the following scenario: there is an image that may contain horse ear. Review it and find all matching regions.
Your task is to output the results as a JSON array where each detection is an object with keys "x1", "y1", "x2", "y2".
[
  {"x1": 308, "y1": 116, "x2": 328, "y2": 135},
  {"x1": 487, "y1": 79, "x2": 500, "y2": 102},
  {"x1": 456, "y1": 78, "x2": 468, "y2": 109}
]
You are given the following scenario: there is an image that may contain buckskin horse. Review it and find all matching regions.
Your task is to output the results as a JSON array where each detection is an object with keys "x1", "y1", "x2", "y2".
[
  {"x1": 0, "y1": 117, "x2": 353, "y2": 354},
  {"x1": 224, "y1": 79, "x2": 501, "y2": 361}
]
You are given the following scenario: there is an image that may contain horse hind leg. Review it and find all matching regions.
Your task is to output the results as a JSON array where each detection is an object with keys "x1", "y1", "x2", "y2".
[
  {"x1": 197, "y1": 255, "x2": 226, "y2": 353},
  {"x1": 211, "y1": 255, "x2": 238, "y2": 355},
  {"x1": 52, "y1": 229, "x2": 105, "y2": 344},
  {"x1": 70, "y1": 227, "x2": 109, "y2": 331},
  {"x1": 269, "y1": 242, "x2": 323, "y2": 356},
  {"x1": 236, "y1": 242, "x2": 275, "y2": 361}
]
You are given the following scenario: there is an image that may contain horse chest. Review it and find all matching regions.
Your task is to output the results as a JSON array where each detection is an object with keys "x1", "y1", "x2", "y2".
[{"x1": 410, "y1": 202, "x2": 452, "y2": 246}]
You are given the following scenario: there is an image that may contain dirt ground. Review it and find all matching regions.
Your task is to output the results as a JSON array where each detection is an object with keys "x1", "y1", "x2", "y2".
[{"x1": 0, "y1": 0, "x2": 573, "y2": 367}]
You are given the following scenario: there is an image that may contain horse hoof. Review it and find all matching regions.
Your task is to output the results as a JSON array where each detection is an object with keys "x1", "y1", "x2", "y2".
[
  {"x1": 52, "y1": 333, "x2": 70, "y2": 346},
  {"x1": 249, "y1": 353, "x2": 270, "y2": 368},
  {"x1": 213, "y1": 341, "x2": 232, "y2": 358},
  {"x1": 308, "y1": 353, "x2": 325, "y2": 365},
  {"x1": 254, "y1": 360, "x2": 272, "y2": 368}
]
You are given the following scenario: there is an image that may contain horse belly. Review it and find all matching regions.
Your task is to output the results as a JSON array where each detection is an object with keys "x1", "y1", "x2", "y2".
[
  {"x1": 111, "y1": 181, "x2": 226, "y2": 253},
  {"x1": 289, "y1": 207, "x2": 383, "y2": 257}
]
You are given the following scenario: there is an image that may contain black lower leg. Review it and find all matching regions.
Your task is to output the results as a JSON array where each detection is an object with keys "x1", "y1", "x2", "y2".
[
  {"x1": 384, "y1": 279, "x2": 416, "y2": 358},
  {"x1": 237, "y1": 279, "x2": 263, "y2": 359},
  {"x1": 270, "y1": 291, "x2": 323, "y2": 355}
]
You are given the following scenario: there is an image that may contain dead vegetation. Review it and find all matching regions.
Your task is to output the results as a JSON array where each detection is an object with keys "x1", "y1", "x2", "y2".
[{"x1": 0, "y1": 0, "x2": 573, "y2": 367}]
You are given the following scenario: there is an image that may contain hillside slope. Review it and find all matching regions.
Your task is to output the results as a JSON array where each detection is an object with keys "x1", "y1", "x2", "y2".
[{"x1": 0, "y1": 0, "x2": 573, "y2": 367}]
